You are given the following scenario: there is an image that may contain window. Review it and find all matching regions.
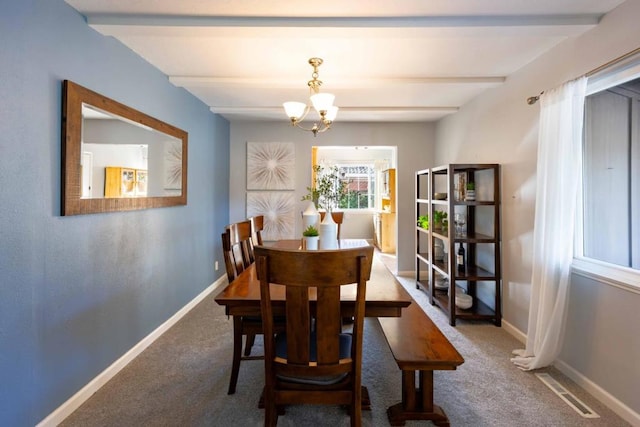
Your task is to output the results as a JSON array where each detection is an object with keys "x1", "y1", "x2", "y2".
[
  {"x1": 576, "y1": 58, "x2": 640, "y2": 289},
  {"x1": 337, "y1": 164, "x2": 376, "y2": 210},
  {"x1": 312, "y1": 145, "x2": 395, "y2": 211}
]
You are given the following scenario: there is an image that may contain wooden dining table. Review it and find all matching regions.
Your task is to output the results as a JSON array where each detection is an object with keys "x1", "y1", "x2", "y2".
[{"x1": 214, "y1": 239, "x2": 413, "y2": 319}]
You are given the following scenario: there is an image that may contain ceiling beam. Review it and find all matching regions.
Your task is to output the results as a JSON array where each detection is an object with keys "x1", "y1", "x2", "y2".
[
  {"x1": 87, "y1": 14, "x2": 601, "y2": 29},
  {"x1": 171, "y1": 76, "x2": 506, "y2": 89},
  {"x1": 210, "y1": 106, "x2": 459, "y2": 114}
]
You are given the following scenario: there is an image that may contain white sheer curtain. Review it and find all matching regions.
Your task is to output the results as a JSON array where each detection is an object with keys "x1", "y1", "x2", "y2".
[{"x1": 511, "y1": 77, "x2": 587, "y2": 370}]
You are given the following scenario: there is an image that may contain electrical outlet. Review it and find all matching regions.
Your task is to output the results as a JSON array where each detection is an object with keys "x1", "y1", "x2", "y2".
[{"x1": 215, "y1": 261, "x2": 219, "y2": 271}]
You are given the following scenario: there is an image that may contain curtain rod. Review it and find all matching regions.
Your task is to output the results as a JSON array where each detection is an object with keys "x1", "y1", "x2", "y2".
[{"x1": 526, "y1": 46, "x2": 640, "y2": 105}]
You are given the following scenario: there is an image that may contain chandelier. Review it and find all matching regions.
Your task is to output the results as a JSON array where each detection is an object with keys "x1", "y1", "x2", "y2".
[{"x1": 283, "y1": 58, "x2": 338, "y2": 137}]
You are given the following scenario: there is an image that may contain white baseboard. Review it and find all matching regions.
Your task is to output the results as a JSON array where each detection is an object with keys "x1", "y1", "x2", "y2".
[
  {"x1": 554, "y1": 359, "x2": 640, "y2": 427},
  {"x1": 36, "y1": 276, "x2": 228, "y2": 427},
  {"x1": 501, "y1": 319, "x2": 527, "y2": 344},
  {"x1": 501, "y1": 319, "x2": 640, "y2": 426}
]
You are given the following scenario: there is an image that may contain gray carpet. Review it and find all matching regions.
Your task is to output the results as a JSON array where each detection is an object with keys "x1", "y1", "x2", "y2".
[{"x1": 62, "y1": 255, "x2": 630, "y2": 427}]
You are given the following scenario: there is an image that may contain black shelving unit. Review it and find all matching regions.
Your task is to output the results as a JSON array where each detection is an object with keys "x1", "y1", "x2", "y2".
[{"x1": 415, "y1": 164, "x2": 502, "y2": 326}]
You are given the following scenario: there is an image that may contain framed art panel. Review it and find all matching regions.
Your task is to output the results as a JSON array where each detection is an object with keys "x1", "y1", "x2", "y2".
[
  {"x1": 246, "y1": 191, "x2": 295, "y2": 241},
  {"x1": 164, "y1": 138, "x2": 183, "y2": 193},
  {"x1": 247, "y1": 142, "x2": 295, "y2": 190}
]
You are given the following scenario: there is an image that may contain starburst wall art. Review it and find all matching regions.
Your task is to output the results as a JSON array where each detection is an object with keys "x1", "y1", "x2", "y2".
[
  {"x1": 246, "y1": 142, "x2": 295, "y2": 190},
  {"x1": 164, "y1": 139, "x2": 183, "y2": 194},
  {"x1": 246, "y1": 192, "x2": 295, "y2": 241}
]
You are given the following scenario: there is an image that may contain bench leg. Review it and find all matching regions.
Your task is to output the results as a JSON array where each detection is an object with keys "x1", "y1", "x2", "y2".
[{"x1": 387, "y1": 369, "x2": 450, "y2": 426}]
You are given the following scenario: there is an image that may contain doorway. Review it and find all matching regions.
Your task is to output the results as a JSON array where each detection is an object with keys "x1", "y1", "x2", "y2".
[{"x1": 311, "y1": 146, "x2": 397, "y2": 251}]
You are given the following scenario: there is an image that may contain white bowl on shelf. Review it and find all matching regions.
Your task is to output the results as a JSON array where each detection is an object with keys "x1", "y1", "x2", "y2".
[
  {"x1": 434, "y1": 193, "x2": 447, "y2": 200},
  {"x1": 455, "y1": 293, "x2": 473, "y2": 310},
  {"x1": 434, "y1": 276, "x2": 448, "y2": 290}
]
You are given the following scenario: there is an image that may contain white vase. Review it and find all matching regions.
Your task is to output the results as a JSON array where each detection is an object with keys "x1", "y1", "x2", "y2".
[
  {"x1": 302, "y1": 201, "x2": 320, "y2": 230},
  {"x1": 303, "y1": 236, "x2": 319, "y2": 250},
  {"x1": 319, "y1": 210, "x2": 338, "y2": 249}
]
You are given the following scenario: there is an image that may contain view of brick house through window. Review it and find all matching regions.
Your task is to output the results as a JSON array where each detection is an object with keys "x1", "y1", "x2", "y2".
[{"x1": 337, "y1": 164, "x2": 376, "y2": 209}]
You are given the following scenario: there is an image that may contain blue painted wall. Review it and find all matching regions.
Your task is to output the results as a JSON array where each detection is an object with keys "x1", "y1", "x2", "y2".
[{"x1": 0, "y1": 1, "x2": 230, "y2": 425}]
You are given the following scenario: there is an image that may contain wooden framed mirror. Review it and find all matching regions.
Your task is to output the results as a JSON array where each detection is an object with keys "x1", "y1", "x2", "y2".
[{"x1": 61, "y1": 80, "x2": 188, "y2": 215}]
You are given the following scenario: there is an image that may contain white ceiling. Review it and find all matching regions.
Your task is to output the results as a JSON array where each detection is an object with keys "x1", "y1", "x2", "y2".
[{"x1": 65, "y1": 0, "x2": 626, "y2": 124}]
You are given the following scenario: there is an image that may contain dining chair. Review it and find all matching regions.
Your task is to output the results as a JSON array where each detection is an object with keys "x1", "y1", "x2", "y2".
[
  {"x1": 255, "y1": 245, "x2": 374, "y2": 427},
  {"x1": 247, "y1": 215, "x2": 265, "y2": 263},
  {"x1": 221, "y1": 221, "x2": 251, "y2": 282},
  {"x1": 221, "y1": 220, "x2": 263, "y2": 395},
  {"x1": 319, "y1": 211, "x2": 344, "y2": 239},
  {"x1": 243, "y1": 215, "x2": 265, "y2": 356}
]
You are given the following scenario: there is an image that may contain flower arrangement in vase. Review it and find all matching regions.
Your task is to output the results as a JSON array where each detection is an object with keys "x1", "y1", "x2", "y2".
[{"x1": 301, "y1": 165, "x2": 346, "y2": 212}]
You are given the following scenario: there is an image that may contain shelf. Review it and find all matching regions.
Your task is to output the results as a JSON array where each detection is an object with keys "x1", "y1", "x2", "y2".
[
  {"x1": 432, "y1": 230, "x2": 450, "y2": 241},
  {"x1": 415, "y1": 164, "x2": 502, "y2": 327},
  {"x1": 416, "y1": 279, "x2": 429, "y2": 292},
  {"x1": 454, "y1": 200, "x2": 496, "y2": 206},
  {"x1": 416, "y1": 252, "x2": 429, "y2": 264},
  {"x1": 432, "y1": 290, "x2": 497, "y2": 321},
  {"x1": 452, "y1": 264, "x2": 497, "y2": 281},
  {"x1": 431, "y1": 260, "x2": 449, "y2": 277},
  {"x1": 452, "y1": 232, "x2": 495, "y2": 243}
]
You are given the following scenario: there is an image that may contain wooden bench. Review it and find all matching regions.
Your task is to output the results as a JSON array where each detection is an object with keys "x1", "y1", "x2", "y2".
[{"x1": 378, "y1": 301, "x2": 464, "y2": 426}]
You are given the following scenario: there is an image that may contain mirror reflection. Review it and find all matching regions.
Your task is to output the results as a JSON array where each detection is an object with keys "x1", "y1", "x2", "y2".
[
  {"x1": 62, "y1": 80, "x2": 188, "y2": 215},
  {"x1": 81, "y1": 104, "x2": 183, "y2": 199}
]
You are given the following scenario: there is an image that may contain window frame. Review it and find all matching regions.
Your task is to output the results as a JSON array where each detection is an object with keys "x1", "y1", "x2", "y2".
[
  {"x1": 335, "y1": 163, "x2": 377, "y2": 211},
  {"x1": 573, "y1": 58, "x2": 640, "y2": 293}
]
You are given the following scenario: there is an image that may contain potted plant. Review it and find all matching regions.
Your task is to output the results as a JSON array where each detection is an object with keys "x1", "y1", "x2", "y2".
[
  {"x1": 417, "y1": 215, "x2": 429, "y2": 230},
  {"x1": 465, "y1": 182, "x2": 476, "y2": 201},
  {"x1": 302, "y1": 225, "x2": 319, "y2": 250},
  {"x1": 433, "y1": 210, "x2": 448, "y2": 230}
]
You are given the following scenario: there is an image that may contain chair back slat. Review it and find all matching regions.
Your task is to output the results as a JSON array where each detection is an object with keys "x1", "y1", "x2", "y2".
[
  {"x1": 221, "y1": 232, "x2": 233, "y2": 282},
  {"x1": 248, "y1": 215, "x2": 264, "y2": 245},
  {"x1": 285, "y1": 286, "x2": 311, "y2": 364},
  {"x1": 315, "y1": 286, "x2": 342, "y2": 364}
]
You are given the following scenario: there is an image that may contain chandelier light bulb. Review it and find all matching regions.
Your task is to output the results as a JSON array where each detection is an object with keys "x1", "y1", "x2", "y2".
[
  {"x1": 283, "y1": 101, "x2": 306, "y2": 120},
  {"x1": 310, "y1": 93, "x2": 335, "y2": 113},
  {"x1": 325, "y1": 106, "x2": 339, "y2": 121}
]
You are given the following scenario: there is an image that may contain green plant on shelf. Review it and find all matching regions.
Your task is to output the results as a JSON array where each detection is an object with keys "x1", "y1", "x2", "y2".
[
  {"x1": 417, "y1": 215, "x2": 429, "y2": 230},
  {"x1": 433, "y1": 210, "x2": 448, "y2": 230}
]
